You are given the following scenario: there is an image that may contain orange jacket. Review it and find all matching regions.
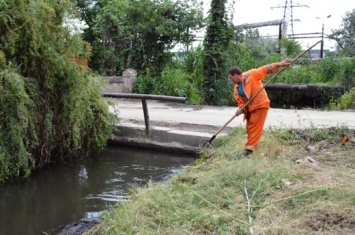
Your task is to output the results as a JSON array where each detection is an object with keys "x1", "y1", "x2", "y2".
[{"x1": 234, "y1": 63, "x2": 280, "y2": 112}]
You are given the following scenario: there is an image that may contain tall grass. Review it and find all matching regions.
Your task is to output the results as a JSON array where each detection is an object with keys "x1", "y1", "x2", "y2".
[{"x1": 133, "y1": 47, "x2": 205, "y2": 105}]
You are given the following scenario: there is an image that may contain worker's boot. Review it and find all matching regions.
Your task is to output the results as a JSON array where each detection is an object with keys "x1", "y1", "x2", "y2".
[{"x1": 244, "y1": 149, "x2": 253, "y2": 157}]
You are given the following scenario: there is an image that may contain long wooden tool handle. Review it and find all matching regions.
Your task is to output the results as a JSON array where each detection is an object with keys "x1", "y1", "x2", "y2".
[
  {"x1": 209, "y1": 113, "x2": 237, "y2": 142},
  {"x1": 209, "y1": 40, "x2": 322, "y2": 142}
]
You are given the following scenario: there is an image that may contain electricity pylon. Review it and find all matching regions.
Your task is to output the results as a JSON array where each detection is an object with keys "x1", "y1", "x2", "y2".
[{"x1": 271, "y1": 0, "x2": 309, "y2": 38}]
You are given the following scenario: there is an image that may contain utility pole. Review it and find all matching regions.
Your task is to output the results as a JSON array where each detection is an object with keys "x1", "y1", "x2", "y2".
[
  {"x1": 316, "y1": 15, "x2": 331, "y2": 58},
  {"x1": 271, "y1": 0, "x2": 309, "y2": 38}
]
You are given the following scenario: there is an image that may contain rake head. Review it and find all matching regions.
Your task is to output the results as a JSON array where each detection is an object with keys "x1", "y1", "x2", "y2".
[{"x1": 199, "y1": 139, "x2": 214, "y2": 148}]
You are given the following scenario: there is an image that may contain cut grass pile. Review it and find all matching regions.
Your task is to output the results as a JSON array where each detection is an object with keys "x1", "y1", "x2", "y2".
[{"x1": 87, "y1": 126, "x2": 355, "y2": 235}]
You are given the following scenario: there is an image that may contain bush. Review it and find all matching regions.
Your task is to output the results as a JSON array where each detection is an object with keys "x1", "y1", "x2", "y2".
[
  {"x1": 329, "y1": 87, "x2": 355, "y2": 110},
  {"x1": 133, "y1": 65, "x2": 201, "y2": 104},
  {"x1": 277, "y1": 64, "x2": 323, "y2": 84},
  {"x1": 335, "y1": 57, "x2": 355, "y2": 87},
  {"x1": 0, "y1": 69, "x2": 34, "y2": 180},
  {"x1": 0, "y1": 0, "x2": 116, "y2": 181},
  {"x1": 318, "y1": 55, "x2": 355, "y2": 86},
  {"x1": 317, "y1": 55, "x2": 341, "y2": 83},
  {"x1": 183, "y1": 46, "x2": 205, "y2": 92},
  {"x1": 133, "y1": 74, "x2": 159, "y2": 95}
]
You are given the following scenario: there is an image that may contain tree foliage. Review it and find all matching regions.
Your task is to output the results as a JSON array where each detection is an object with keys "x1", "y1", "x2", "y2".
[
  {"x1": 202, "y1": 0, "x2": 233, "y2": 105},
  {"x1": 0, "y1": 0, "x2": 116, "y2": 181},
  {"x1": 77, "y1": 0, "x2": 204, "y2": 76},
  {"x1": 329, "y1": 9, "x2": 355, "y2": 56},
  {"x1": 0, "y1": 66, "x2": 34, "y2": 179}
]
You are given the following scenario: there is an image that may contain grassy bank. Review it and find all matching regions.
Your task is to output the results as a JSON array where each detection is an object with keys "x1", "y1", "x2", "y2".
[{"x1": 87, "y1": 126, "x2": 355, "y2": 235}]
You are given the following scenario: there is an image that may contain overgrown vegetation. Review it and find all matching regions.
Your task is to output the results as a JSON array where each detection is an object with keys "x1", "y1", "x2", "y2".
[
  {"x1": 87, "y1": 126, "x2": 355, "y2": 234},
  {"x1": 0, "y1": 0, "x2": 116, "y2": 181},
  {"x1": 202, "y1": 0, "x2": 233, "y2": 105},
  {"x1": 0, "y1": 65, "x2": 34, "y2": 179},
  {"x1": 133, "y1": 46, "x2": 206, "y2": 105},
  {"x1": 330, "y1": 87, "x2": 355, "y2": 110},
  {"x1": 77, "y1": 0, "x2": 204, "y2": 76},
  {"x1": 329, "y1": 9, "x2": 355, "y2": 57}
]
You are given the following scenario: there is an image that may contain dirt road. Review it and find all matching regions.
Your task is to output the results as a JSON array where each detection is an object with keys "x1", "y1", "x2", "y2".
[{"x1": 110, "y1": 99, "x2": 355, "y2": 131}]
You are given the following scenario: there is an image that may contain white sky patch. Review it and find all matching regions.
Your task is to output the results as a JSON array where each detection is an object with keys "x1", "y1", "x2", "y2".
[{"x1": 63, "y1": 13, "x2": 88, "y2": 35}]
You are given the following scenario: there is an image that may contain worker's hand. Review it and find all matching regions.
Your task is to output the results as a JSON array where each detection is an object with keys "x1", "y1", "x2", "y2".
[
  {"x1": 279, "y1": 58, "x2": 293, "y2": 67},
  {"x1": 236, "y1": 108, "x2": 244, "y2": 116}
]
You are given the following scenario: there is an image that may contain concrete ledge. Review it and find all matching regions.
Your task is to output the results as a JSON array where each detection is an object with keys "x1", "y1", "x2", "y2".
[
  {"x1": 108, "y1": 137, "x2": 200, "y2": 156},
  {"x1": 108, "y1": 123, "x2": 220, "y2": 155}
]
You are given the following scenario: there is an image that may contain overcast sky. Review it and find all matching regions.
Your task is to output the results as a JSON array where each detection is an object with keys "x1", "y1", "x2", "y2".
[{"x1": 196, "y1": 0, "x2": 354, "y2": 51}]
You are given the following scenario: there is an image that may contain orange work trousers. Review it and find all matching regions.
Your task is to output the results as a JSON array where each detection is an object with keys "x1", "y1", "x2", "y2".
[{"x1": 244, "y1": 108, "x2": 269, "y2": 151}]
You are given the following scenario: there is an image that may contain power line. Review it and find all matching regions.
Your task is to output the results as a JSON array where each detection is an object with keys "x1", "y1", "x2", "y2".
[{"x1": 266, "y1": 32, "x2": 325, "y2": 39}]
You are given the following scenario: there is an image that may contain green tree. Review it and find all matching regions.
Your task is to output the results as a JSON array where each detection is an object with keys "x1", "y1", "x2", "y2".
[
  {"x1": 329, "y1": 9, "x2": 355, "y2": 56},
  {"x1": 202, "y1": 0, "x2": 233, "y2": 105},
  {"x1": 0, "y1": 0, "x2": 115, "y2": 181},
  {"x1": 75, "y1": 0, "x2": 108, "y2": 42},
  {"x1": 79, "y1": 0, "x2": 204, "y2": 76}
]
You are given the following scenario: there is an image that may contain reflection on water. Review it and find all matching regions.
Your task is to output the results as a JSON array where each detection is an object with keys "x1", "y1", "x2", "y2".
[{"x1": 0, "y1": 146, "x2": 194, "y2": 235}]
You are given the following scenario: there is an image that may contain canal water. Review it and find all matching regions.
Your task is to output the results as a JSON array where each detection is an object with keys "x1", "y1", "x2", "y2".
[{"x1": 0, "y1": 146, "x2": 195, "y2": 235}]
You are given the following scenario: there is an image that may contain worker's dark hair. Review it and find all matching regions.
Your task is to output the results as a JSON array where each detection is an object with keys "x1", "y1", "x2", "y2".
[{"x1": 228, "y1": 67, "x2": 242, "y2": 75}]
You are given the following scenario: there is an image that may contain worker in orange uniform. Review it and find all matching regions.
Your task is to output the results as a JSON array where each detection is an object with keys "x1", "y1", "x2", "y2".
[{"x1": 228, "y1": 58, "x2": 293, "y2": 156}]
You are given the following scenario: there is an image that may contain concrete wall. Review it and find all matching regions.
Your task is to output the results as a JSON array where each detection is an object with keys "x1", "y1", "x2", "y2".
[
  {"x1": 108, "y1": 123, "x2": 210, "y2": 155},
  {"x1": 102, "y1": 69, "x2": 137, "y2": 93}
]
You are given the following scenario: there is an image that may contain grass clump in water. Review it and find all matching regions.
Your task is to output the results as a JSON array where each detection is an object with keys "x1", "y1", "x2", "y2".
[{"x1": 87, "y1": 126, "x2": 355, "y2": 235}]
